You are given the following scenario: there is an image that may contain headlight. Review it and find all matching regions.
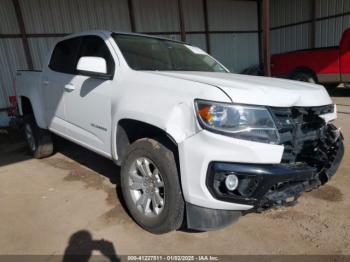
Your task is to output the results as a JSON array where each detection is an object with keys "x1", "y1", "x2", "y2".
[{"x1": 195, "y1": 100, "x2": 280, "y2": 144}]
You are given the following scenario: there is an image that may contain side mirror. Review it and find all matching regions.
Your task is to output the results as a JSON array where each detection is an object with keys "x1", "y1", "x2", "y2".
[{"x1": 76, "y1": 56, "x2": 111, "y2": 79}]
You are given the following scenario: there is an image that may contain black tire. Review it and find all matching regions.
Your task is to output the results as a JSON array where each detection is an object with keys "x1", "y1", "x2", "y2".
[
  {"x1": 325, "y1": 83, "x2": 339, "y2": 89},
  {"x1": 23, "y1": 115, "x2": 54, "y2": 159},
  {"x1": 291, "y1": 71, "x2": 317, "y2": 83},
  {"x1": 121, "y1": 138, "x2": 184, "y2": 234}
]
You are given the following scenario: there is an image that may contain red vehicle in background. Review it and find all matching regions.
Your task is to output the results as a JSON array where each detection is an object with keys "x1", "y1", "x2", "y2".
[{"x1": 271, "y1": 28, "x2": 350, "y2": 88}]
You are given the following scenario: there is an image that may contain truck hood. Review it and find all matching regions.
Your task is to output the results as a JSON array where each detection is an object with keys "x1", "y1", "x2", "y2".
[{"x1": 152, "y1": 71, "x2": 333, "y2": 107}]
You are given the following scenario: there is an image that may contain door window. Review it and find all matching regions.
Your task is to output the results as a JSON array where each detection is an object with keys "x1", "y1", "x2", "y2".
[{"x1": 49, "y1": 37, "x2": 81, "y2": 74}]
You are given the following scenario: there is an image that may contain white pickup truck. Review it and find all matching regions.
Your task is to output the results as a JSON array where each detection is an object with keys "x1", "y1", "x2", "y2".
[{"x1": 16, "y1": 30, "x2": 344, "y2": 234}]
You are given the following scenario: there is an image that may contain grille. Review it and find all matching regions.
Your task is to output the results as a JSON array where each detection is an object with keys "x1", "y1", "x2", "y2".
[{"x1": 269, "y1": 104, "x2": 334, "y2": 164}]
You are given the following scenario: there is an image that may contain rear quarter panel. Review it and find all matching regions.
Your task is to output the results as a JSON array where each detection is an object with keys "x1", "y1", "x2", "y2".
[{"x1": 16, "y1": 71, "x2": 47, "y2": 128}]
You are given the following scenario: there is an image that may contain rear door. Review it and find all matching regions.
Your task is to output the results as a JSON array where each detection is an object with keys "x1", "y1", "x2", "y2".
[
  {"x1": 64, "y1": 35, "x2": 115, "y2": 157},
  {"x1": 340, "y1": 28, "x2": 350, "y2": 82},
  {"x1": 43, "y1": 37, "x2": 81, "y2": 134}
]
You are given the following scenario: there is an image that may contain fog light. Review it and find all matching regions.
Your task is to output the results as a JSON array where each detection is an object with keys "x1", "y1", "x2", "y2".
[{"x1": 225, "y1": 174, "x2": 239, "y2": 191}]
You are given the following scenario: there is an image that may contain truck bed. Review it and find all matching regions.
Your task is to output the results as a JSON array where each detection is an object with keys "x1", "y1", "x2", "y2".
[
  {"x1": 16, "y1": 70, "x2": 42, "y2": 91},
  {"x1": 271, "y1": 47, "x2": 340, "y2": 78},
  {"x1": 16, "y1": 70, "x2": 43, "y2": 112}
]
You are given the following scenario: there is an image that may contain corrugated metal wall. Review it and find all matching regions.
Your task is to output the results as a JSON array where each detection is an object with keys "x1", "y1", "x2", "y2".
[
  {"x1": 271, "y1": 0, "x2": 350, "y2": 54},
  {"x1": 183, "y1": 0, "x2": 207, "y2": 50},
  {"x1": 208, "y1": 0, "x2": 259, "y2": 72},
  {"x1": 270, "y1": 0, "x2": 313, "y2": 54},
  {"x1": 20, "y1": 0, "x2": 131, "y2": 33},
  {"x1": 0, "y1": 0, "x2": 21, "y2": 125},
  {"x1": 0, "y1": 0, "x2": 260, "y2": 125},
  {"x1": 315, "y1": 0, "x2": 350, "y2": 47},
  {"x1": 21, "y1": 0, "x2": 131, "y2": 70}
]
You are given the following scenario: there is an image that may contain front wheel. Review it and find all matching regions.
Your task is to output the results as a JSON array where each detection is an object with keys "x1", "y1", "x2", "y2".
[{"x1": 121, "y1": 138, "x2": 184, "y2": 234}]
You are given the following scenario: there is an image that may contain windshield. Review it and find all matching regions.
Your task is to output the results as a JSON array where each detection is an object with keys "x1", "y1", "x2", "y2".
[{"x1": 112, "y1": 34, "x2": 228, "y2": 72}]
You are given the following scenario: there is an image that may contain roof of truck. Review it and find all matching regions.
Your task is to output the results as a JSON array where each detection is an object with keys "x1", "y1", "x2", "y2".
[{"x1": 61, "y1": 30, "x2": 186, "y2": 45}]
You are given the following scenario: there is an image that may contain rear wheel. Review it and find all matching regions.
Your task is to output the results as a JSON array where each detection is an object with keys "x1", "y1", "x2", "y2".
[
  {"x1": 121, "y1": 138, "x2": 184, "y2": 234},
  {"x1": 325, "y1": 83, "x2": 339, "y2": 89},
  {"x1": 23, "y1": 115, "x2": 53, "y2": 159},
  {"x1": 291, "y1": 71, "x2": 317, "y2": 83}
]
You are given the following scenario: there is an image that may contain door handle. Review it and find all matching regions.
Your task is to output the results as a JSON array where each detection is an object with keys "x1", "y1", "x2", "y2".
[
  {"x1": 43, "y1": 80, "x2": 50, "y2": 85},
  {"x1": 64, "y1": 83, "x2": 75, "y2": 92}
]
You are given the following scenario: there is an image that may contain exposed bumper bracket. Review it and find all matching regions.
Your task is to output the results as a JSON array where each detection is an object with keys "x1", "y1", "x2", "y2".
[{"x1": 206, "y1": 136, "x2": 344, "y2": 212}]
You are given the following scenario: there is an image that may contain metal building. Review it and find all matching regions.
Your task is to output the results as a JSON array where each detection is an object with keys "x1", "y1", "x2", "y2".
[
  {"x1": 271, "y1": 0, "x2": 350, "y2": 54},
  {"x1": 0, "y1": 0, "x2": 349, "y2": 125}
]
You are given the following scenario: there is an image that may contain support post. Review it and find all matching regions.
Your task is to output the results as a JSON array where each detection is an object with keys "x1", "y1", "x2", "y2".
[
  {"x1": 311, "y1": 0, "x2": 317, "y2": 48},
  {"x1": 127, "y1": 0, "x2": 136, "y2": 32},
  {"x1": 203, "y1": 0, "x2": 211, "y2": 54},
  {"x1": 262, "y1": 0, "x2": 271, "y2": 76},
  {"x1": 177, "y1": 0, "x2": 186, "y2": 42},
  {"x1": 12, "y1": 0, "x2": 33, "y2": 70},
  {"x1": 257, "y1": 0, "x2": 263, "y2": 68}
]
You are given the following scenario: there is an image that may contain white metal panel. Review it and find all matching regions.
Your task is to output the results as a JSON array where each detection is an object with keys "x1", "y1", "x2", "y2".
[
  {"x1": 271, "y1": 0, "x2": 312, "y2": 28},
  {"x1": 343, "y1": 14, "x2": 350, "y2": 32},
  {"x1": 210, "y1": 33, "x2": 259, "y2": 73},
  {"x1": 270, "y1": 0, "x2": 350, "y2": 53},
  {"x1": 316, "y1": 16, "x2": 350, "y2": 47},
  {"x1": 28, "y1": 37, "x2": 62, "y2": 70},
  {"x1": 207, "y1": 0, "x2": 258, "y2": 31},
  {"x1": 0, "y1": 39, "x2": 27, "y2": 109},
  {"x1": 186, "y1": 34, "x2": 207, "y2": 51},
  {"x1": 314, "y1": 0, "x2": 350, "y2": 47},
  {"x1": 19, "y1": 0, "x2": 131, "y2": 33},
  {"x1": 316, "y1": 0, "x2": 350, "y2": 18},
  {"x1": 153, "y1": 34, "x2": 181, "y2": 41},
  {"x1": 270, "y1": 0, "x2": 312, "y2": 54},
  {"x1": 271, "y1": 23, "x2": 312, "y2": 54},
  {"x1": 183, "y1": 0, "x2": 205, "y2": 31},
  {"x1": 133, "y1": 0, "x2": 179, "y2": 32},
  {"x1": 0, "y1": 0, "x2": 20, "y2": 34}
]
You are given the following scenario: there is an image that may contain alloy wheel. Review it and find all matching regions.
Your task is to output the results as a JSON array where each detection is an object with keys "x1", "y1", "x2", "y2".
[{"x1": 128, "y1": 157, "x2": 165, "y2": 217}]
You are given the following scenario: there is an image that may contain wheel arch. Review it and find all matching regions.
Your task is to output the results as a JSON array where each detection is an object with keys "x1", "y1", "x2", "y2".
[
  {"x1": 18, "y1": 96, "x2": 33, "y2": 116},
  {"x1": 115, "y1": 118, "x2": 179, "y2": 166},
  {"x1": 289, "y1": 67, "x2": 318, "y2": 83},
  {"x1": 18, "y1": 95, "x2": 47, "y2": 129}
]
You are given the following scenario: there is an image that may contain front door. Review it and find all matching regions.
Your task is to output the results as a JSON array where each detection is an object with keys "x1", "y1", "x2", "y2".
[{"x1": 64, "y1": 35, "x2": 115, "y2": 156}]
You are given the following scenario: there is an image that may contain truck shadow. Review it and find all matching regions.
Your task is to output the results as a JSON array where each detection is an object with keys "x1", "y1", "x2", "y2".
[
  {"x1": 52, "y1": 135, "x2": 131, "y2": 220},
  {"x1": 53, "y1": 136, "x2": 194, "y2": 233},
  {"x1": 53, "y1": 135, "x2": 119, "y2": 185},
  {"x1": 0, "y1": 128, "x2": 31, "y2": 167},
  {"x1": 63, "y1": 230, "x2": 120, "y2": 262},
  {"x1": 326, "y1": 86, "x2": 350, "y2": 97}
]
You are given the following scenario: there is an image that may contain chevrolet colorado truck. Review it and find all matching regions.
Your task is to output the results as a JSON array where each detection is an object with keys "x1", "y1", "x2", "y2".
[
  {"x1": 271, "y1": 28, "x2": 350, "y2": 88},
  {"x1": 16, "y1": 31, "x2": 344, "y2": 234}
]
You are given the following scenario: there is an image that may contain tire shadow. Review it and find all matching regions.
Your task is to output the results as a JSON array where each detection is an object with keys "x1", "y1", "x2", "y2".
[
  {"x1": 326, "y1": 86, "x2": 350, "y2": 97},
  {"x1": 52, "y1": 135, "x2": 131, "y2": 222}
]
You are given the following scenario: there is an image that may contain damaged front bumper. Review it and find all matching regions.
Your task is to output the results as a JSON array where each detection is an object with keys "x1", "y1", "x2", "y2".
[
  {"x1": 185, "y1": 105, "x2": 344, "y2": 231},
  {"x1": 206, "y1": 130, "x2": 344, "y2": 212},
  {"x1": 186, "y1": 134, "x2": 343, "y2": 231}
]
